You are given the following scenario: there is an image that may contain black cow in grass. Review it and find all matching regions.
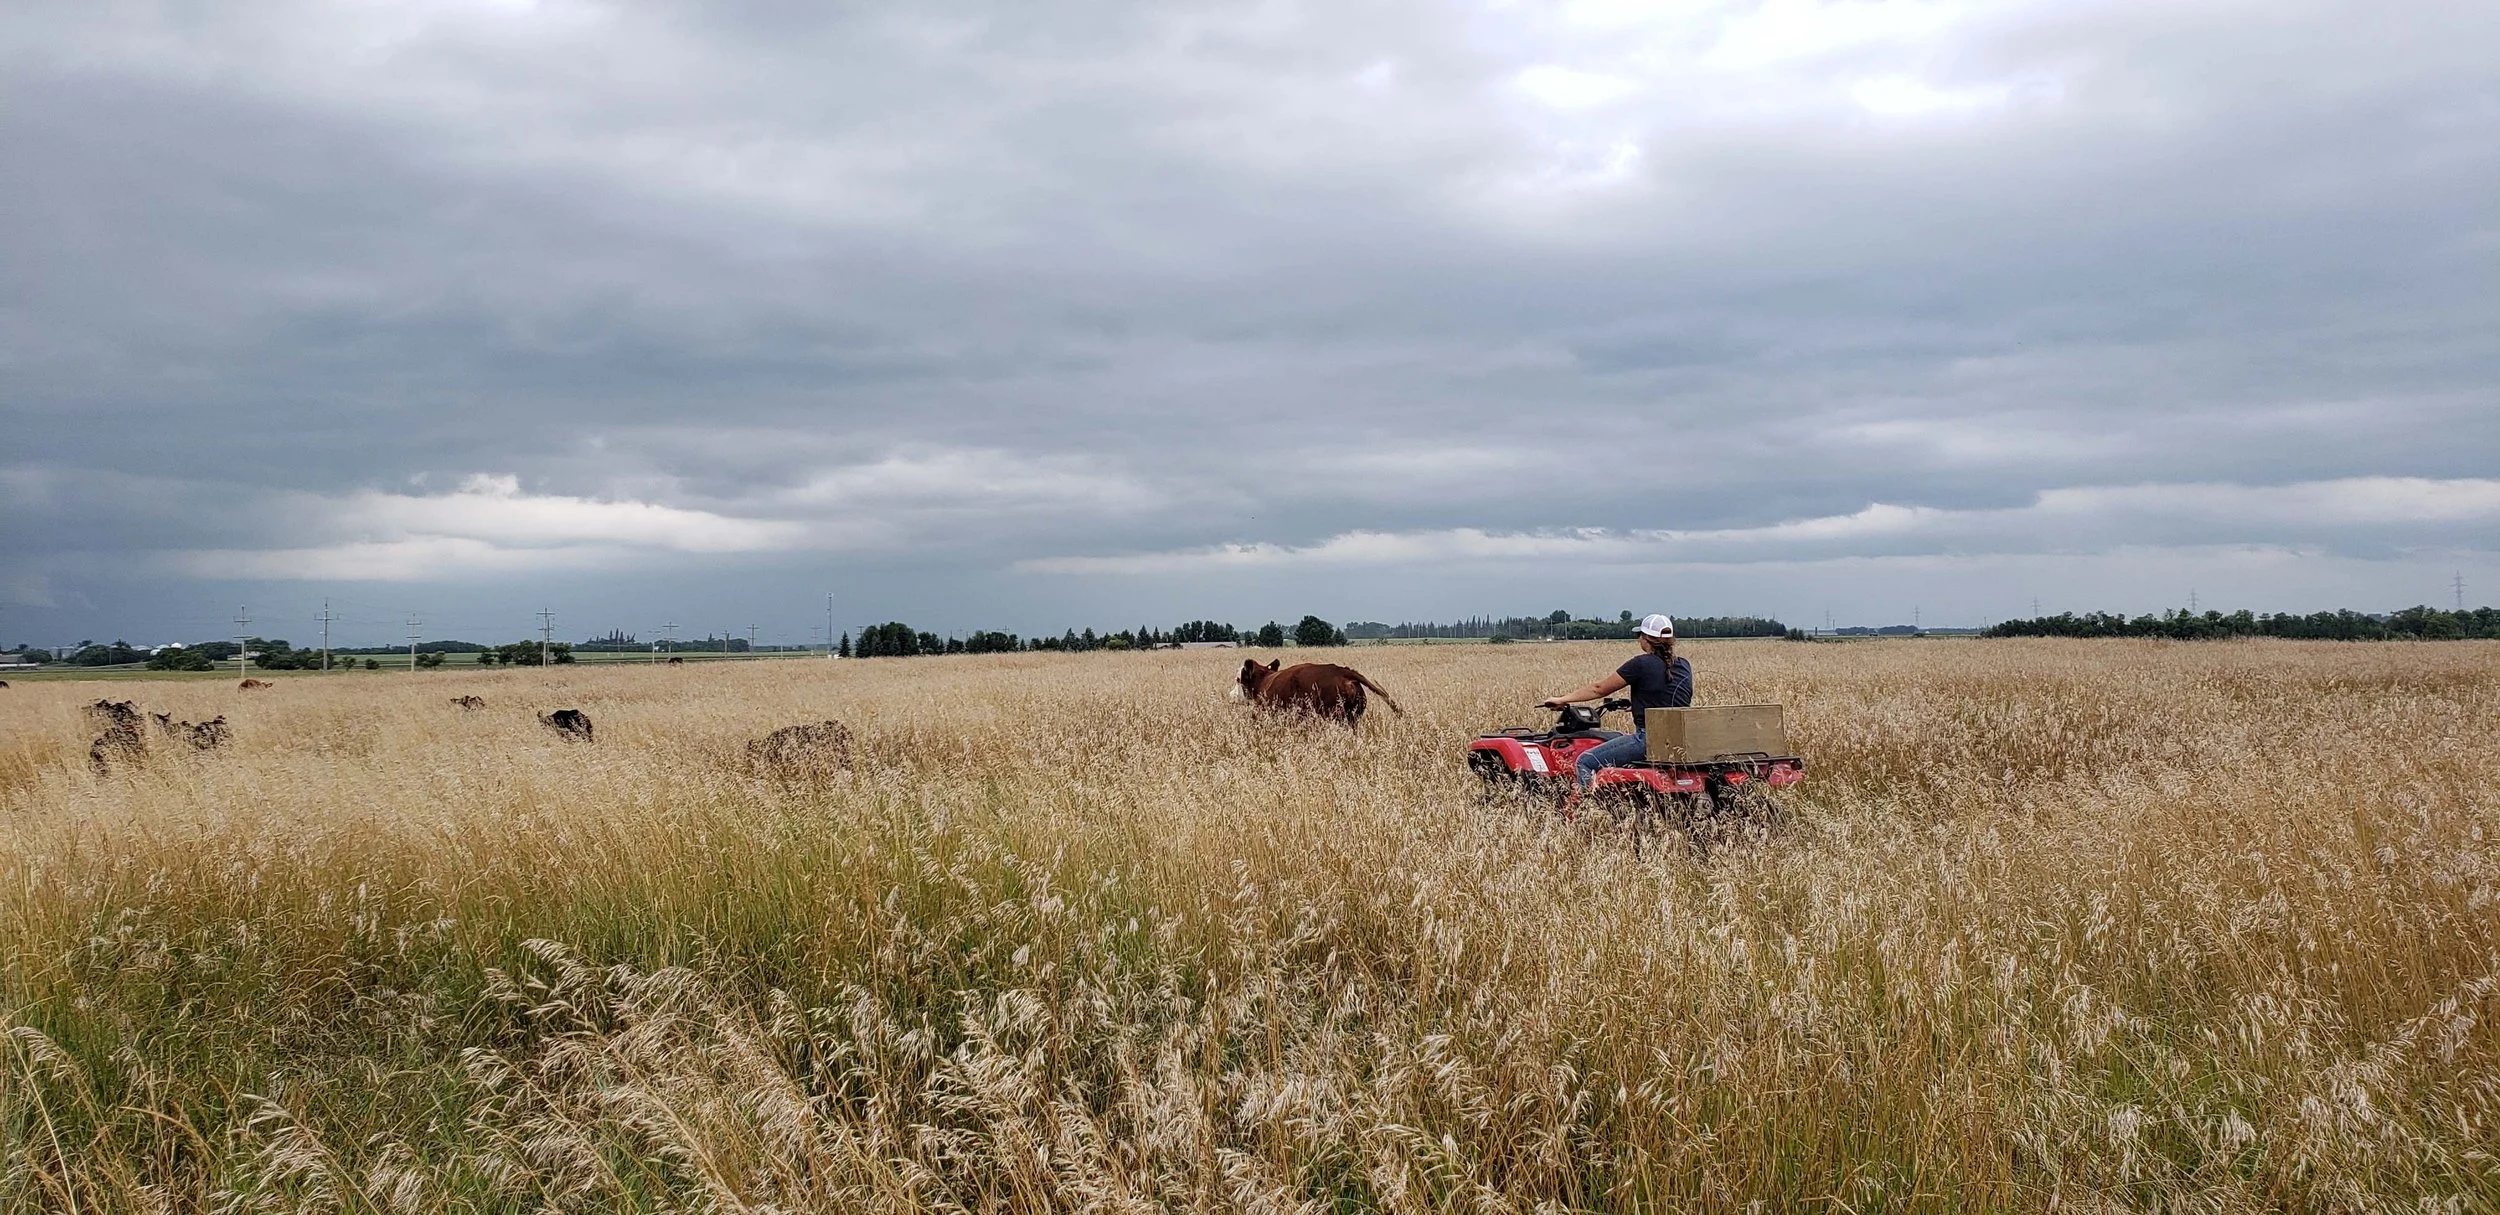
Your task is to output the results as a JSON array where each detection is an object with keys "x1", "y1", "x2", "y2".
[{"x1": 539, "y1": 708, "x2": 594, "y2": 741}]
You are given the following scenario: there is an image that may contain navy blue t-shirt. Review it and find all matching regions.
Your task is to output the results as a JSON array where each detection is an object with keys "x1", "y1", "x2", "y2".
[{"x1": 1617, "y1": 653, "x2": 1692, "y2": 725}]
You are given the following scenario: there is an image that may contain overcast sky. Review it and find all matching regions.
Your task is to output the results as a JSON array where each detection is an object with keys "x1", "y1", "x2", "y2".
[{"x1": 4, "y1": 0, "x2": 2494, "y2": 648}]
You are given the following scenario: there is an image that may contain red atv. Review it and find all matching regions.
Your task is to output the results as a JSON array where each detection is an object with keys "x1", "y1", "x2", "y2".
[
  {"x1": 1466, "y1": 697, "x2": 1634, "y2": 795},
  {"x1": 1470, "y1": 700, "x2": 1806, "y2": 854}
]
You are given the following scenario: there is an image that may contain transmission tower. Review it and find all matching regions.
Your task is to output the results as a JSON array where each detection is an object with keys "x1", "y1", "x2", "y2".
[
  {"x1": 319, "y1": 599, "x2": 336, "y2": 671},
  {"x1": 233, "y1": 606, "x2": 251, "y2": 680},
  {"x1": 537, "y1": 608, "x2": 555, "y2": 667},
  {"x1": 407, "y1": 614, "x2": 421, "y2": 672},
  {"x1": 2457, "y1": 571, "x2": 2469, "y2": 613}
]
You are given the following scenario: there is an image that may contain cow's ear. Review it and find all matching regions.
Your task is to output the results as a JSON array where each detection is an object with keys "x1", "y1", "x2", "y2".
[{"x1": 1267, "y1": 659, "x2": 1281, "y2": 671}]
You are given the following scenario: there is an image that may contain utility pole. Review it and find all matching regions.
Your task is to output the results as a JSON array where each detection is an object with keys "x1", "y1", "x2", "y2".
[
  {"x1": 2030, "y1": 597, "x2": 2041, "y2": 618},
  {"x1": 233, "y1": 606, "x2": 251, "y2": 680},
  {"x1": 826, "y1": 594, "x2": 835, "y2": 659},
  {"x1": 319, "y1": 599, "x2": 335, "y2": 671},
  {"x1": 1912, "y1": 605, "x2": 1921, "y2": 633},
  {"x1": 536, "y1": 608, "x2": 555, "y2": 667},
  {"x1": 2457, "y1": 571, "x2": 2469, "y2": 613},
  {"x1": 661, "y1": 621, "x2": 677, "y2": 660},
  {"x1": 407, "y1": 614, "x2": 421, "y2": 672},
  {"x1": 2189, "y1": 589, "x2": 2199, "y2": 614},
  {"x1": 747, "y1": 623, "x2": 758, "y2": 658}
]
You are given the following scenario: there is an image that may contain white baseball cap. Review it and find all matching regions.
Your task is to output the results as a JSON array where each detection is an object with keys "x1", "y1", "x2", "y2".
[{"x1": 1638, "y1": 613, "x2": 1675, "y2": 639}]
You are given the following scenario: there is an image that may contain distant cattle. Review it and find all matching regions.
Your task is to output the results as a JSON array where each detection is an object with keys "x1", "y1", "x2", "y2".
[
  {"x1": 667, "y1": 656, "x2": 684, "y2": 665},
  {"x1": 0, "y1": 679, "x2": 10, "y2": 688},
  {"x1": 1233, "y1": 659, "x2": 1404, "y2": 725},
  {"x1": 450, "y1": 695, "x2": 486, "y2": 711},
  {"x1": 745, "y1": 720, "x2": 852, "y2": 780},
  {"x1": 539, "y1": 708, "x2": 594, "y2": 742},
  {"x1": 152, "y1": 711, "x2": 181, "y2": 738},
  {"x1": 87, "y1": 699, "x2": 141, "y2": 729},
  {"x1": 239, "y1": 679, "x2": 274, "y2": 690}
]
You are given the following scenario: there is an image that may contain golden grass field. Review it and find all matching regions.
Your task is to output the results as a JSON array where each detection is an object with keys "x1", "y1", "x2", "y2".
[{"x1": 2, "y1": 639, "x2": 2496, "y2": 1213}]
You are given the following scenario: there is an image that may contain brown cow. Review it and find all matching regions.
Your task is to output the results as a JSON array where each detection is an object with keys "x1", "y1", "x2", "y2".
[
  {"x1": 149, "y1": 710, "x2": 230, "y2": 750},
  {"x1": 185, "y1": 716, "x2": 231, "y2": 750},
  {"x1": 89, "y1": 719, "x2": 146, "y2": 773},
  {"x1": 450, "y1": 695, "x2": 486, "y2": 710},
  {"x1": 1233, "y1": 659, "x2": 1403, "y2": 725},
  {"x1": 239, "y1": 678, "x2": 274, "y2": 690}
]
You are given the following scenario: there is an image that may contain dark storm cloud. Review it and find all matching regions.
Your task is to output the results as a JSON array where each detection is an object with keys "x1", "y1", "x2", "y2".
[{"x1": 3, "y1": 0, "x2": 2495, "y2": 643}]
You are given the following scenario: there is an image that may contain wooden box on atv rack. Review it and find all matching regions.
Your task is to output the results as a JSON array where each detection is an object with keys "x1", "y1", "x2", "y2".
[{"x1": 1644, "y1": 705, "x2": 1788, "y2": 763}]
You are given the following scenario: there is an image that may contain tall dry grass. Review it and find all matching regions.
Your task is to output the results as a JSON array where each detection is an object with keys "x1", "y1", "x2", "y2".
[{"x1": 1, "y1": 639, "x2": 2495, "y2": 1212}]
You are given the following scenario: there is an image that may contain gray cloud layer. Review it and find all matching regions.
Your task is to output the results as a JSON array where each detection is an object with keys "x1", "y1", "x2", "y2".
[{"x1": 4, "y1": 0, "x2": 2495, "y2": 644}]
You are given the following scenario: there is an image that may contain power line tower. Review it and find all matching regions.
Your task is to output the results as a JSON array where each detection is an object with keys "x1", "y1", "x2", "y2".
[
  {"x1": 536, "y1": 608, "x2": 555, "y2": 667},
  {"x1": 747, "y1": 624, "x2": 758, "y2": 658},
  {"x1": 2189, "y1": 588, "x2": 2199, "y2": 614},
  {"x1": 233, "y1": 606, "x2": 251, "y2": 680},
  {"x1": 319, "y1": 600, "x2": 336, "y2": 672},
  {"x1": 826, "y1": 593, "x2": 835, "y2": 659},
  {"x1": 661, "y1": 621, "x2": 678, "y2": 660},
  {"x1": 407, "y1": 614, "x2": 422, "y2": 672},
  {"x1": 2457, "y1": 570, "x2": 2469, "y2": 613}
]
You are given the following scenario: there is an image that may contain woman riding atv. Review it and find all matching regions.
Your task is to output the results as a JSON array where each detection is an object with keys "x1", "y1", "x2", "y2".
[{"x1": 1542, "y1": 614, "x2": 1691, "y2": 786}]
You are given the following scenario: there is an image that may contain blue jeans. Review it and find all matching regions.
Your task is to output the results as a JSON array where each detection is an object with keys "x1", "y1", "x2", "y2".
[{"x1": 1575, "y1": 731, "x2": 1646, "y2": 787}]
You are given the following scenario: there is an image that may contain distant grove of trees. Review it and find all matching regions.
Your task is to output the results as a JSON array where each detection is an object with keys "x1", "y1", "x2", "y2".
[
  {"x1": 478, "y1": 641, "x2": 576, "y2": 665},
  {"x1": 1342, "y1": 611, "x2": 1790, "y2": 640},
  {"x1": 1984, "y1": 605, "x2": 2499, "y2": 641}
]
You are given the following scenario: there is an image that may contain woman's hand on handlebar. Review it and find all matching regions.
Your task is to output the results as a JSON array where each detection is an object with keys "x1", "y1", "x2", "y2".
[{"x1": 1540, "y1": 697, "x2": 1573, "y2": 709}]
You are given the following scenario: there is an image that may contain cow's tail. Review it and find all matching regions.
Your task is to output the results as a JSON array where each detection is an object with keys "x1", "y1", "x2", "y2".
[{"x1": 1351, "y1": 670, "x2": 1404, "y2": 716}]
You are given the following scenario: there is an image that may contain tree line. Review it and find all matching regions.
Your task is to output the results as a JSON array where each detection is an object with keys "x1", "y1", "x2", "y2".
[
  {"x1": 1343, "y1": 611, "x2": 1790, "y2": 640},
  {"x1": 1983, "y1": 605, "x2": 2500, "y2": 641},
  {"x1": 842, "y1": 618, "x2": 1327, "y2": 657}
]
